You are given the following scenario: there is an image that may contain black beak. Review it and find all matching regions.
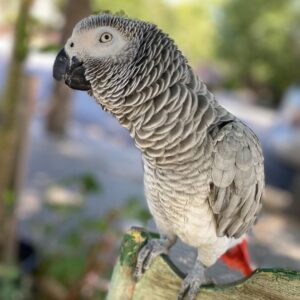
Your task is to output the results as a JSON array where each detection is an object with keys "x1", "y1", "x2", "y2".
[{"x1": 53, "y1": 48, "x2": 91, "y2": 91}]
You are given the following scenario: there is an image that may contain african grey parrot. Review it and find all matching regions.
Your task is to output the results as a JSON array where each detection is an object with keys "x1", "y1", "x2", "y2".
[{"x1": 53, "y1": 13, "x2": 264, "y2": 300}]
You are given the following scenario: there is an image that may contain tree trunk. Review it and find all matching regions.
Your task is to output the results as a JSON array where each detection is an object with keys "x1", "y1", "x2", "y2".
[
  {"x1": 45, "y1": 0, "x2": 91, "y2": 136},
  {"x1": 107, "y1": 227, "x2": 300, "y2": 300},
  {"x1": 0, "y1": 0, "x2": 33, "y2": 265}
]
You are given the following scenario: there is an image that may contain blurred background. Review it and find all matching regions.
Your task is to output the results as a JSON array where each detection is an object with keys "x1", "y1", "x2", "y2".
[{"x1": 0, "y1": 0, "x2": 300, "y2": 299}]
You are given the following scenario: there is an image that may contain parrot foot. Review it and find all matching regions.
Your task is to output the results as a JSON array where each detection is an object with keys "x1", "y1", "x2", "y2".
[
  {"x1": 134, "y1": 235, "x2": 176, "y2": 280},
  {"x1": 177, "y1": 261, "x2": 212, "y2": 300}
]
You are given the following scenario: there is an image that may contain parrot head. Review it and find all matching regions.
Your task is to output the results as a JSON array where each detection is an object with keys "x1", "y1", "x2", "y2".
[{"x1": 53, "y1": 13, "x2": 158, "y2": 97}]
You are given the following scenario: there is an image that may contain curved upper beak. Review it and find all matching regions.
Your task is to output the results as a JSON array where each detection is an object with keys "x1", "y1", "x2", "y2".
[
  {"x1": 53, "y1": 48, "x2": 91, "y2": 91},
  {"x1": 53, "y1": 48, "x2": 69, "y2": 81}
]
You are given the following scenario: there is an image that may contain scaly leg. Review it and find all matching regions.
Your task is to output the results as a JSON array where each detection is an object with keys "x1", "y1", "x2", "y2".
[
  {"x1": 134, "y1": 233, "x2": 177, "y2": 280},
  {"x1": 177, "y1": 260, "x2": 212, "y2": 300},
  {"x1": 177, "y1": 237, "x2": 241, "y2": 299}
]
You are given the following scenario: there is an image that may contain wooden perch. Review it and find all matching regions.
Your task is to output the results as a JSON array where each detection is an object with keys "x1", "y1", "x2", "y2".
[{"x1": 107, "y1": 227, "x2": 300, "y2": 300}]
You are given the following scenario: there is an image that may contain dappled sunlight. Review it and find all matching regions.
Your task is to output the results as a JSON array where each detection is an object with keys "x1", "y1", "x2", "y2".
[{"x1": 45, "y1": 185, "x2": 84, "y2": 207}]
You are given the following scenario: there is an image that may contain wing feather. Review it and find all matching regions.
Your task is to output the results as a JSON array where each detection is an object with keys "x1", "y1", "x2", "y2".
[{"x1": 210, "y1": 121, "x2": 264, "y2": 238}]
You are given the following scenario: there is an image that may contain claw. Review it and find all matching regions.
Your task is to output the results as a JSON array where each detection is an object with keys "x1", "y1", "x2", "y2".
[
  {"x1": 177, "y1": 262, "x2": 209, "y2": 300},
  {"x1": 134, "y1": 238, "x2": 169, "y2": 281},
  {"x1": 134, "y1": 244, "x2": 151, "y2": 280},
  {"x1": 177, "y1": 275, "x2": 201, "y2": 300}
]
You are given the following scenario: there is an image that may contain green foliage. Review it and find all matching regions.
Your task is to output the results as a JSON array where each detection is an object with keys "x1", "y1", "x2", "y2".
[
  {"x1": 42, "y1": 255, "x2": 86, "y2": 286},
  {"x1": 80, "y1": 174, "x2": 101, "y2": 194},
  {"x1": 4, "y1": 188, "x2": 15, "y2": 209},
  {"x1": 0, "y1": 280, "x2": 22, "y2": 300},
  {"x1": 0, "y1": 265, "x2": 29, "y2": 300},
  {"x1": 82, "y1": 218, "x2": 109, "y2": 232},
  {"x1": 58, "y1": 173, "x2": 102, "y2": 194},
  {"x1": 64, "y1": 230, "x2": 82, "y2": 248},
  {"x1": 216, "y1": 0, "x2": 300, "y2": 104}
]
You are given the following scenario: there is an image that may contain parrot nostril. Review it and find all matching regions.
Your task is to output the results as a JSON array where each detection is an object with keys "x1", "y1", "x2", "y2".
[{"x1": 70, "y1": 42, "x2": 74, "y2": 48}]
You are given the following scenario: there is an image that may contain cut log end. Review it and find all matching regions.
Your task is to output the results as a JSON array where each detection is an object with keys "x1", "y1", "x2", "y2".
[{"x1": 107, "y1": 227, "x2": 300, "y2": 300}]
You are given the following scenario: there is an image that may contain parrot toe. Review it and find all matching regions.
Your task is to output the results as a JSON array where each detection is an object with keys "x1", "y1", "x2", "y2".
[
  {"x1": 177, "y1": 261, "x2": 211, "y2": 300},
  {"x1": 134, "y1": 238, "x2": 169, "y2": 281}
]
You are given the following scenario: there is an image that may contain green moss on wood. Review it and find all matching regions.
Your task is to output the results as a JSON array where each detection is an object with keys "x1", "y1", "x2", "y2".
[
  {"x1": 119, "y1": 227, "x2": 161, "y2": 268},
  {"x1": 119, "y1": 227, "x2": 148, "y2": 268}
]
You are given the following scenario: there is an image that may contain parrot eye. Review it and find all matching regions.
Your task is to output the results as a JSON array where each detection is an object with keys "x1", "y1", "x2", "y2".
[{"x1": 99, "y1": 32, "x2": 113, "y2": 43}]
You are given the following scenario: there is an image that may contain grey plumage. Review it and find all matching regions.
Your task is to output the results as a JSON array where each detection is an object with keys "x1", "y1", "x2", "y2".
[
  {"x1": 80, "y1": 14, "x2": 264, "y2": 240},
  {"x1": 56, "y1": 13, "x2": 265, "y2": 299},
  {"x1": 210, "y1": 121, "x2": 264, "y2": 238}
]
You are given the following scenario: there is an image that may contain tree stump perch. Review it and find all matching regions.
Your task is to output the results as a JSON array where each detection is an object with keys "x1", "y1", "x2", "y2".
[{"x1": 107, "y1": 227, "x2": 300, "y2": 300}]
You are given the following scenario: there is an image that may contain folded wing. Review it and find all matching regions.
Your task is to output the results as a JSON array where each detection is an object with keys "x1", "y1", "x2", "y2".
[{"x1": 209, "y1": 122, "x2": 264, "y2": 238}]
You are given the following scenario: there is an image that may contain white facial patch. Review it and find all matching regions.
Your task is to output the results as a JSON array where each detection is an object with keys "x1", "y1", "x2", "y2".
[{"x1": 65, "y1": 26, "x2": 128, "y2": 61}]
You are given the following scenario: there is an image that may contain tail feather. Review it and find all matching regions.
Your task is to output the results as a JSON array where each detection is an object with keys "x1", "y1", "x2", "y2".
[{"x1": 220, "y1": 239, "x2": 254, "y2": 276}]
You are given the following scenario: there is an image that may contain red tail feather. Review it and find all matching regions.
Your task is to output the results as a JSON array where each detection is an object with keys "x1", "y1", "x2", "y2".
[{"x1": 220, "y1": 239, "x2": 253, "y2": 276}]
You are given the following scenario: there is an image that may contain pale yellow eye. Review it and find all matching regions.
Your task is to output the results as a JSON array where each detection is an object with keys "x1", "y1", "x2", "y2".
[{"x1": 99, "y1": 32, "x2": 113, "y2": 43}]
